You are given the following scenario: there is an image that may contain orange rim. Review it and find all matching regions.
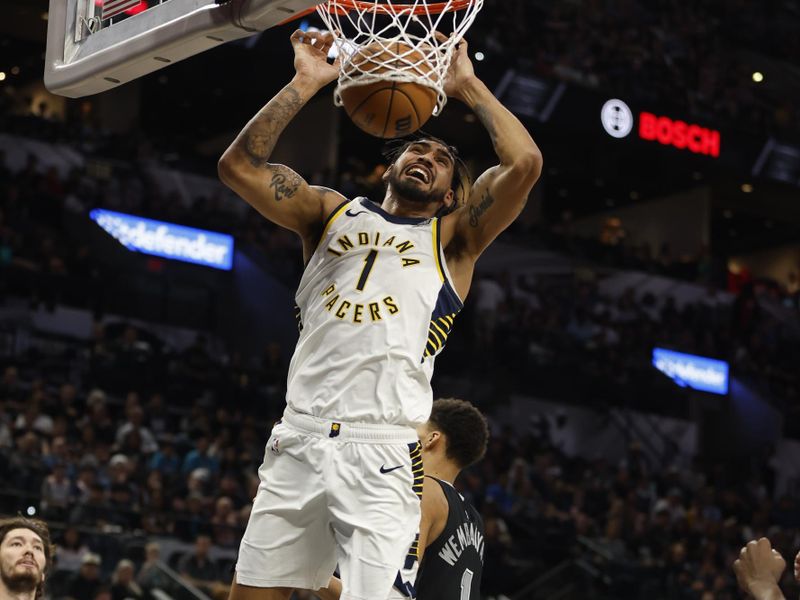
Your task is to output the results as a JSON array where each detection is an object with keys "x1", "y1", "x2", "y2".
[
  {"x1": 281, "y1": 0, "x2": 472, "y2": 24},
  {"x1": 321, "y1": 0, "x2": 473, "y2": 14}
]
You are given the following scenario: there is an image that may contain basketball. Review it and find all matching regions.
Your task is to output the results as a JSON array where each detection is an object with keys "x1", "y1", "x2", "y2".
[{"x1": 340, "y1": 41, "x2": 438, "y2": 139}]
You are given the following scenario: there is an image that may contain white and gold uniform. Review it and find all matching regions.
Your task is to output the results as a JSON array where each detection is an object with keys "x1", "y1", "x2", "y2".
[
  {"x1": 289, "y1": 196, "x2": 463, "y2": 426},
  {"x1": 236, "y1": 198, "x2": 463, "y2": 600}
]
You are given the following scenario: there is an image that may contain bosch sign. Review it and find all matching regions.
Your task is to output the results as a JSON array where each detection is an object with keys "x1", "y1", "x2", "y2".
[
  {"x1": 639, "y1": 112, "x2": 720, "y2": 157},
  {"x1": 601, "y1": 100, "x2": 721, "y2": 158}
]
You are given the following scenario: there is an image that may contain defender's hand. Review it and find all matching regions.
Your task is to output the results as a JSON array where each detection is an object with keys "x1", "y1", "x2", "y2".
[
  {"x1": 734, "y1": 538, "x2": 786, "y2": 599},
  {"x1": 436, "y1": 33, "x2": 477, "y2": 101},
  {"x1": 291, "y1": 29, "x2": 339, "y2": 87}
]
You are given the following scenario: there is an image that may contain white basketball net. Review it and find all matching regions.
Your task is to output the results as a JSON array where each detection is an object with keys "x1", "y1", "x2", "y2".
[{"x1": 316, "y1": 0, "x2": 483, "y2": 116}]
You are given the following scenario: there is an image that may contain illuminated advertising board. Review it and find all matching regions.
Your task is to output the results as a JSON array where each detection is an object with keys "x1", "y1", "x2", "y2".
[
  {"x1": 652, "y1": 348, "x2": 729, "y2": 395},
  {"x1": 90, "y1": 209, "x2": 234, "y2": 271},
  {"x1": 639, "y1": 112, "x2": 720, "y2": 157},
  {"x1": 601, "y1": 99, "x2": 721, "y2": 158}
]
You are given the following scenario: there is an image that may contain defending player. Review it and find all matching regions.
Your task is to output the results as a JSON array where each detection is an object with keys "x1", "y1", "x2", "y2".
[{"x1": 218, "y1": 28, "x2": 541, "y2": 600}]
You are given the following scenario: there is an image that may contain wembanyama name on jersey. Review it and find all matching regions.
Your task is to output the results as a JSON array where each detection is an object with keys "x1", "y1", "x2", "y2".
[{"x1": 286, "y1": 198, "x2": 464, "y2": 427}]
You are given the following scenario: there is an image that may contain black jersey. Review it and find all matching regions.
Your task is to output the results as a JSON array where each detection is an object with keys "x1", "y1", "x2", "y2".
[{"x1": 415, "y1": 476, "x2": 485, "y2": 600}]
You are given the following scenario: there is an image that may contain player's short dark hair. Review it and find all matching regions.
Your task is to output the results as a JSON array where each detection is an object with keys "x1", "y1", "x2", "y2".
[
  {"x1": 383, "y1": 132, "x2": 472, "y2": 215},
  {"x1": 428, "y1": 398, "x2": 489, "y2": 469},
  {"x1": 0, "y1": 516, "x2": 55, "y2": 589}
]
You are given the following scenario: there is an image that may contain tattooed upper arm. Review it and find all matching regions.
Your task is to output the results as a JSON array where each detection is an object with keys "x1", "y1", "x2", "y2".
[
  {"x1": 237, "y1": 162, "x2": 342, "y2": 238},
  {"x1": 268, "y1": 167, "x2": 303, "y2": 202},
  {"x1": 218, "y1": 83, "x2": 343, "y2": 236},
  {"x1": 452, "y1": 163, "x2": 526, "y2": 258},
  {"x1": 468, "y1": 189, "x2": 496, "y2": 228}
]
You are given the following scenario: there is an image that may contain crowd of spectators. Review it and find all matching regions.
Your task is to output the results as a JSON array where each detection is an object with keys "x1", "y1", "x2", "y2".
[
  {"x1": 471, "y1": 424, "x2": 800, "y2": 600},
  {"x1": 540, "y1": 214, "x2": 800, "y2": 314},
  {"x1": 4, "y1": 326, "x2": 800, "y2": 599},
  {"x1": 4, "y1": 100, "x2": 800, "y2": 426},
  {"x1": 0, "y1": 333, "x2": 286, "y2": 599},
  {"x1": 450, "y1": 270, "x2": 800, "y2": 422},
  {"x1": 472, "y1": 0, "x2": 800, "y2": 137}
]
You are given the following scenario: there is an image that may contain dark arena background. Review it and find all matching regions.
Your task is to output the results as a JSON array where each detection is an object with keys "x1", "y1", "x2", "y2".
[{"x1": 2, "y1": 1, "x2": 800, "y2": 598}]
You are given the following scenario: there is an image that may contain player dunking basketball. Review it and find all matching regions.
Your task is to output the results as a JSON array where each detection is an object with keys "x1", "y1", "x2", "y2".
[
  {"x1": 317, "y1": 398, "x2": 490, "y2": 600},
  {"x1": 218, "y1": 28, "x2": 541, "y2": 600}
]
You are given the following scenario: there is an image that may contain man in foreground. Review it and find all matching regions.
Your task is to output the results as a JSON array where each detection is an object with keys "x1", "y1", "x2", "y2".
[{"x1": 0, "y1": 516, "x2": 53, "y2": 600}]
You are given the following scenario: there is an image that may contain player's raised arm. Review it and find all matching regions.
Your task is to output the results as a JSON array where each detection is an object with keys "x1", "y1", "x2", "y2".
[
  {"x1": 440, "y1": 38, "x2": 543, "y2": 259},
  {"x1": 218, "y1": 30, "x2": 346, "y2": 242}
]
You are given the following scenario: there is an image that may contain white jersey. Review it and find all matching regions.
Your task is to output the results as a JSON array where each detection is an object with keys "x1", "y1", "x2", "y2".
[{"x1": 286, "y1": 197, "x2": 463, "y2": 427}]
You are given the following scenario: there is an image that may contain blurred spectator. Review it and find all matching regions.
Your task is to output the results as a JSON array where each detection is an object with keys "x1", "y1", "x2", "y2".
[
  {"x1": 148, "y1": 435, "x2": 181, "y2": 478},
  {"x1": 116, "y1": 405, "x2": 158, "y2": 455},
  {"x1": 111, "y1": 559, "x2": 151, "y2": 600},
  {"x1": 8, "y1": 431, "x2": 45, "y2": 492},
  {"x1": 181, "y1": 432, "x2": 219, "y2": 477},
  {"x1": 137, "y1": 542, "x2": 173, "y2": 595},
  {"x1": 55, "y1": 526, "x2": 91, "y2": 572},
  {"x1": 145, "y1": 392, "x2": 173, "y2": 438},
  {"x1": 177, "y1": 534, "x2": 227, "y2": 597},
  {"x1": 173, "y1": 491, "x2": 209, "y2": 542},
  {"x1": 210, "y1": 496, "x2": 240, "y2": 548},
  {"x1": 106, "y1": 482, "x2": 141, "y2": 531},
  {"x1": 473, "y1": 274, "x2": 507, "y2": 350},
  {"x1": 40, "y1": 462, "x2": 72, "y2": 520},
  {"x1": 14, "y1": 400, "x2": 54, "y2": 437},
  {"x1": 0, "y1": 366, "x2": 24, "y2": 403},
  {"x1": 66, "y1": 552, "x2": 105, "y2": 600},
  {"x1": 69, "y1": 483, "x2": 110, "y2": 528}
]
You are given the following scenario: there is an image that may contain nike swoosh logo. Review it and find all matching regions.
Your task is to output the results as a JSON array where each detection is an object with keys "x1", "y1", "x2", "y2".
[
  {"x1": 345, "y1": 209, "x2": 367, "y2": 217},
  {"x1": 380, "y1": 464, "x2": 404, "y2": 474}
]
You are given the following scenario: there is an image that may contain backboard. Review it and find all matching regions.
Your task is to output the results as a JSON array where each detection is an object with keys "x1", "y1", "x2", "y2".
[{"x1": 44, "y1": 0, "x2": 321, "y2": 98}]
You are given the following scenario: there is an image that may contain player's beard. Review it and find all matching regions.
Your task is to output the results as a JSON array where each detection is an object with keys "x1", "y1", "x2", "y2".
[
  {"x1": 0, "y1": 562, "x2": 41, "y2": 595},
  {"x1": 389, "y1": 169, "x2": 447, "y2": 206}
]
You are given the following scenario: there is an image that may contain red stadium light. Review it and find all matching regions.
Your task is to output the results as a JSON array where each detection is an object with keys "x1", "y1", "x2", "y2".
[
  {"x1": 125, "y1": 2, "x2": 148, "y2": 15},
  {"x1": 95, "y1": 0, "x2": 148, "y2": 17},
  {"x1": 639, "y1": 112, "x2": 721, "y2": 158}
]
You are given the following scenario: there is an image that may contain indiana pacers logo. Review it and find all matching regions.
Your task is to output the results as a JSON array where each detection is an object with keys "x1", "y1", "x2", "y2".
[
  {"x1": 329, "y1": 423, "x2": 341, "y2": 438},
  {"x1": 601, "y1": 99, "x2": 634, "y2": 138}
]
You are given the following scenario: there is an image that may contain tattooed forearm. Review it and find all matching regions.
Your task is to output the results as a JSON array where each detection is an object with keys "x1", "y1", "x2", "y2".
[
  {"x1": 269, "y1": 168, "x2": 302, "y2": 201},
  {"x1": 469, "y1": 190, "x2": 495, "y2": 227},
  {"x1": 243, "y1": 86, "x2": 304, "y2": 167}
]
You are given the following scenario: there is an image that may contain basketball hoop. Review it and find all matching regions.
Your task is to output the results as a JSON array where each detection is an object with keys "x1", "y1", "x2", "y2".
[{"x1": 315, "y1": 0, "x2": 483, "y2": 117}]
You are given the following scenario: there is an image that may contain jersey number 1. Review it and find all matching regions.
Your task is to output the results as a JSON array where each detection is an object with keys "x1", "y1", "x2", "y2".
[
  {"x1": 355, "y1": 249, "x2": 378, "y2": 291},
  {"x1": 460, "y1": 568, "x2": 474, "y2": 600}
]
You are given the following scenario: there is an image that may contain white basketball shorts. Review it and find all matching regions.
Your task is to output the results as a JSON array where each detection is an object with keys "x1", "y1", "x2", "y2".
[
  {"x1": 235, "y1": 407, "x2": 423, "y2": 600},
  {"x1": 387, "y1": 533, "x2": 420, "y2": 599}
]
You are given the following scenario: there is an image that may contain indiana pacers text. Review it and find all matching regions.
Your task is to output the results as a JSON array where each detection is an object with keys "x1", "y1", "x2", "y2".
[{"x1": 321, "y1": 231, "x2": 422, "y2": 323}]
